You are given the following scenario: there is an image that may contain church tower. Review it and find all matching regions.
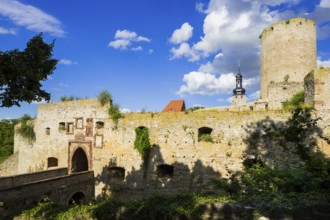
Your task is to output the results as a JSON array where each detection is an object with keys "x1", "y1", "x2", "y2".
[{"x1": 232, "y1": 64, "x2": 247, "y2": 106}]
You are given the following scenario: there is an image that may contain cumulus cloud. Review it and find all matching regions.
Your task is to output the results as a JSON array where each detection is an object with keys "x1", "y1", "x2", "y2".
[
  {"x1": 0, "y1": 26, "x2": 16, "y2": 35},
  {"x1": 320, "y1": 0, "x2": 330, "y2": 8},
  {"x1": 108, "y1": 29, "x2": 150, "y2": 51},
  {"x1": 169, "y1": 22, "x2": 193, "y2": 44},
  {"x1": 175, "y1": 0, "x2": 330, "y2": 99},
  {"x1": 170, "y1": 43, "x2": 200, "y2": 62},
  {"x1": 177, "y1": 71, "x2": 236, "y2": 96},
  {"x1": 59, "y1": 59, "x2": 77, "y2": 65},
  {"x1": 0, "y1": 0, "x2": 64, "y2": 36},
  {"x1": 317, "y1": 57, "x2": 330, "y2": 67}
]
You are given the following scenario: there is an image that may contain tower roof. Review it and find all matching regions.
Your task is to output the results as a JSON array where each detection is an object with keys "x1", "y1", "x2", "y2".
[{"x1": 233, "y1": 63, "x2": 246, "y2": 95}]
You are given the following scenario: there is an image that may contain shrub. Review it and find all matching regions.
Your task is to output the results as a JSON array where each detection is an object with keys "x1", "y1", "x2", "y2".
[
  {"x1": 108, "y1": 104, "x2": 123, "y2": 128},
  {"x1": 199, "y1": 133, "x2": 213, "y2": 143},
  {"x1": 16, "y1": 114, "x2": 35, "y2": 144},
  {"x1": 283, "y1": 90, "x2": 305, "y2": 111},
  {"x1": 98, "y1": 90, "x2": 112, "y2": 106}
]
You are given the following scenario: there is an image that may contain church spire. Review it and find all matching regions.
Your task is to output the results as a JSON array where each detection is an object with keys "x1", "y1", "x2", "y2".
[{"x1": 233, "y1": 62, "x2": 246, "y2": 95}]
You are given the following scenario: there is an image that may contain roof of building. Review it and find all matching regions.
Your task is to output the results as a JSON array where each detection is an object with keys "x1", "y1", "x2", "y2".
[{"x1": 162, "y1": 100, "x2": 186, "y2": 112}]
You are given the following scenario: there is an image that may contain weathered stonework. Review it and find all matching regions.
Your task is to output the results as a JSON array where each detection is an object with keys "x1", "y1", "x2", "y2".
[
  {"x1": 267, "y1": 81, "x2": 304, "y2": 109},
  {"x1": 231, "y1": 94, "x2": 247, "y2": 106},
  {"x1": 1, "y1": 18, "x2": 329, "y2": 200},
  {"x1": 260, "y1": 18, "x2": 316, "y2": 100},
  {"x1": 304, "y1": 68, "x2": 330, "y2": 110}
]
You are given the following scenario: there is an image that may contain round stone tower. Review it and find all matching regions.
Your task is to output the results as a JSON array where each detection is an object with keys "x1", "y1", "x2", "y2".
[{"x1": 259, "y1": 18, "x2": 316, "y2": 100}]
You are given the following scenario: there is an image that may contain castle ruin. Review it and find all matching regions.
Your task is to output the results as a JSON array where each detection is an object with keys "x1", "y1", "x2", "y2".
[{"x1": 1, "y1": 18, "x2": 329, "y2": 201}]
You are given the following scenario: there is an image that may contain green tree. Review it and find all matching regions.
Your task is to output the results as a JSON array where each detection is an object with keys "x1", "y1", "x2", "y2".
[
  {"x1": 0, "y1": 119, "x2": 18, "y2": 163},
  {"x1": 0, "y1": 33, "x2": 58, "y2": 107}
]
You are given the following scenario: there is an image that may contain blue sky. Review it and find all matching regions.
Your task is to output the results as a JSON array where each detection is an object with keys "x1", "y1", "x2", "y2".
[{"x1": 0, "y1": 0, "x2": 330, "y2": 119}]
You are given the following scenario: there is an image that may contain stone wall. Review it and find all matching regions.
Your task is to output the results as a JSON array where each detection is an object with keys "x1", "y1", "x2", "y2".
[
  {"x1": 260, "y1": 18, "x2": 316, "y2": 100},
  {"x1": 93, "y1": 110, "x2": 294, "y2": 197},
  {"x1": 304, "y1": 68, "x2": 330, "y2": 110},
  {"x1": 15, "y1": 99, "x2": 109, "y2": 174},
  {"x1": 267, "y1": 81, "x2": 304, "y2": 109},
  {"x1": 231, "y1": 94, "x2": 247, "y2": 106},
  {"x1": 0, "y1": 152, "x2": 18, "y2": 177}
]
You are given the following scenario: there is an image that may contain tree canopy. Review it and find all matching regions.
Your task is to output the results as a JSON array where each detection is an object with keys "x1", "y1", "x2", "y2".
[{"x1": 0, "y1": 34, "x2": 58, "y2": 107}]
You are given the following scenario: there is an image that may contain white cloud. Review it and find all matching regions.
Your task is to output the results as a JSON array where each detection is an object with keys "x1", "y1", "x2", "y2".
[
  {"x1": 175, "y1": 0, "x2": 330, "y2": 98},
  {"x1": 0, "y1": 26, "x2": 16, "y2": 35},
  {"x1": 59, "y1": 59, "x2": 77, "y2": 65},
  {"x1": 320, "y1": 0, "x2": 330, "y2": 8},
  {"x1": 0, "y1": 0, "x2": 64, "y2": 37},
  {"x1": 120, "y1": 108, "x2": 132, "y2": 114},
  {"x1": 177, "y1": 71, "x2": 236, "y2": 96},
  {"x1": 108, "y1": 29, "x2": 150, "y2": 51},
  {"x1": 248, "y1": 90, "x2": 260, "y2": 101},
  {"x1": 317, "y1": 57, "x2": 330, "y2": 67},
  {"x1": 170, "y1": 43, "x2": 200, "y2": 62},
  {"x1": 169, "y1": 22, "x2": 193, "y2": 44},
  {"x1": 132, "y1": 46, "x2": 143, "y2": 51},
  {"x1": 31, "y1": 99, "x2": 48, "y2": 105}
]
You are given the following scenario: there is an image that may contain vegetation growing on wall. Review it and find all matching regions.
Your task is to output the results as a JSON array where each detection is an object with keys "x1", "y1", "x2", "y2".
[
  {"x1": 0, "y1": 119, "x2": 18, "y2": 163},
  {"x1": 282, "y1": 90, "x2": 305, "y2": 110},
  {"x1": 199, "y1": 133, "x2": 213, "y2": 143},
  {"x1": 134, "y1": 127, "x2": 151, "y2": 166},
  {"x1": 108, "y1": 104, "x2": 123, "y2": 128},
  {"x1": 16, "y1": 114, "x2": 36, "y2": 144},
  {"x1": 97, "y1": 90, "x2": 112, "y2": 106},
  {"x1": 13, "y1": 193, "x2": 232, "y2": 220},
  {"x1": 214, "y1": 106, "x2": 330, "y2": 215},
  {"x1": 60, "y1": 96, "x2": 83, "y2": 102}
]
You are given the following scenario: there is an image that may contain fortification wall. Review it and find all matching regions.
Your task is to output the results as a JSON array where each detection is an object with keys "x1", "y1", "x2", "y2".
[
  {"x1": 15, "y1": 99, "x2": 109, "y2": 174},
  {"x1": 267, "y1": 82, "x2": 304, "y2": 109},
  {"x1": 93, "y1": 110, "x2": 293, "y2": 197},
  {"x1": 304, "y1": 68, "x2": 330, "y2": 110},
  {"x1": 260, "y1": 18, "x2": 316, "y2": 100}
]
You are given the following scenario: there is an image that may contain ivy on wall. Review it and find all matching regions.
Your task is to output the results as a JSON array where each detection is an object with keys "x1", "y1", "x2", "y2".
[
  {"x1": 134, "y1": 127, "x2": 151, "y2": 167},
  {"x1": 16, "y1": 114, "x2": 35, "y2": 144}
]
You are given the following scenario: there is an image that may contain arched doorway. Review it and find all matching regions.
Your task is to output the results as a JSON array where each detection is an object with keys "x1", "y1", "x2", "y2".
[
  {"x1": 71, "y1": 147, "x2": 88, "y2": 173},
  {"x1": 68, "y1": 192, "x2": 86, "y2": 205}
]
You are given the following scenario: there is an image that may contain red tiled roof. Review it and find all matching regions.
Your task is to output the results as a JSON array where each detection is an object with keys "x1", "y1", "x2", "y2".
[{"x1": 162, "y1": 100, "x2": 186, "y2": 112}]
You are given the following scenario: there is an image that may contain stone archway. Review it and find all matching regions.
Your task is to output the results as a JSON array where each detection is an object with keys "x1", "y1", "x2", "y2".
[
  {"x1": 68, "y1": 133, "x2": 92, "y2": 174},
  {"x1": 68, "y1": 192, "x2": 86, "y2": 205},
  {"x1": 71, "y1": 148, "x2": 88, "y2": 173}
]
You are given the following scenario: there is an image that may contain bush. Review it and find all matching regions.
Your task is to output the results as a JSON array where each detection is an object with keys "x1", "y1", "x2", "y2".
[
  {"x1": 283, "y1": 91, "x2": 305, "y2": 111},
  {"x1": 199, "y1": 133, "x2": 213, "y2": 143},
  {"x1": 108, "y1": 104, "x2": 123, "y2": 128},
  {"x1": 16, "y1": 114, "x2": 35, "y2": 144},
  {"x1": 98, "y1": 90, "x2": 112, "y2": 106}
]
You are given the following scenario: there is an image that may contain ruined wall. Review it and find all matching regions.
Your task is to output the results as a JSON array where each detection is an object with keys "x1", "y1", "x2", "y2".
[
  {"x1": 93, "y1": 110, "x2": 292, "y2": 197},
  {"x1": 260, "y1": 18, "x2": 316, "y2": 100},
  {"x1": 0, "y1": 152, "x2": 18, "y2": 177},
  {"x1": 267, "y1": 82, "x2": 304, "y2": 109},
  {"x1": 15, "y1": 99, "x2": 109, "y2": 174},
  {"x1": 304, "y1": 68, "x2": 330, "y2": 110}
]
